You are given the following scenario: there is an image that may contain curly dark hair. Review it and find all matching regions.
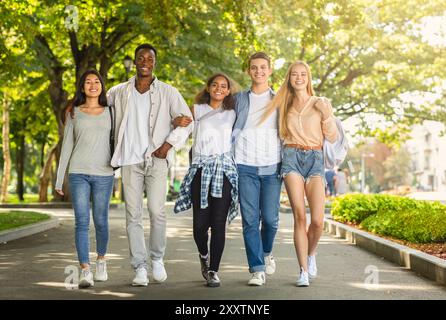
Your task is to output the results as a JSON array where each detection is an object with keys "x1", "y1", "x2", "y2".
[{"x1": 194, "y1": 73, "x2": 235, "y2": 110}]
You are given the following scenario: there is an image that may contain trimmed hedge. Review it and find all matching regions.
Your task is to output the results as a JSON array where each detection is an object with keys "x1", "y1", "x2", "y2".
[
  {"x1": 331, "y1": 194, "x2": 446, "y2": 243},
  {"x1": 331, "y1": 194, "x2": 417, "y2": 223}
]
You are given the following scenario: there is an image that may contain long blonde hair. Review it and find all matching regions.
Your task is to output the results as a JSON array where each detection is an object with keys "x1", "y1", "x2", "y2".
[{"x1": 259, "y1": 60, "x2": 315, "y2": 139}]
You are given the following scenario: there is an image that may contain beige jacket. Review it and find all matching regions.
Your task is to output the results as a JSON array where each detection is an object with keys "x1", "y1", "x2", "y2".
[{"x1": 107, "y1": 76, "x2": 193, "y2": 167}]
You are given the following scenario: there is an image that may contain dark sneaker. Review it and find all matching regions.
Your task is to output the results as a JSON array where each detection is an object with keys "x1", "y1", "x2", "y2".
[
  {"x1": 199, "y1": 254, "x2": 209, "y2": 280},
  {"x1": 207, "y1": 271, "x2": 220, "y2": 287}
]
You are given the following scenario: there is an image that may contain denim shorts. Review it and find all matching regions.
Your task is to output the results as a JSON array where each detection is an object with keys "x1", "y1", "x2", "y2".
[{"x1": 281, "y1": 147, "x2": 325, "y2": 183}]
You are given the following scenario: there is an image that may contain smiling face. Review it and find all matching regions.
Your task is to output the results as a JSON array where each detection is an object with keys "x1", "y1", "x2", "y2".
[
  {"x1": 248, "y1": 58, "x2": 272, "y2": 86},
  {"x1": 208, "y1": 76, "x2": 230, "y2": 103},
  {"x1": 83, "y1": 73, "x2": 102, "y2": 98},
  {"x1": 289, "y1": 64, "x2": 309, "y2": 92},
  {"x1": 135, "y1": 48, "x2": 156, "y2": 78}
]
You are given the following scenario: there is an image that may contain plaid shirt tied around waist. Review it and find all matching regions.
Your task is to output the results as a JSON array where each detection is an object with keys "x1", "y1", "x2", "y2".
[{"x1": 174, "y1": 152, "x2": 239, "y2": 223}]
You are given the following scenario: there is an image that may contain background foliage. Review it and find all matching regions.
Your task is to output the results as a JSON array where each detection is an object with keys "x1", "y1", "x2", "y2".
[{"x1": 1, "y1": 0, "x2": 445, "y2": 200}]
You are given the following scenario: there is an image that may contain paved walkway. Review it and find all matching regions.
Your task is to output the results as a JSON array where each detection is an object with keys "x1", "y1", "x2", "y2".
[{"x1": 1, "y1": 205, "x2": 445, "y2": 300}]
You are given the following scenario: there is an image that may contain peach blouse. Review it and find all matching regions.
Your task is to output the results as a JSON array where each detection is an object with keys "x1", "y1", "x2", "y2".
[{"x1": 284, "y1": 96, "x2": 338, "y2": 147}]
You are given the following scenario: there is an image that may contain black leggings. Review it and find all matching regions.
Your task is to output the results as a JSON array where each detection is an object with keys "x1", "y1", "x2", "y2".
[{"x1": 191, "y1": 168, "x2": 232, "y2": 272}]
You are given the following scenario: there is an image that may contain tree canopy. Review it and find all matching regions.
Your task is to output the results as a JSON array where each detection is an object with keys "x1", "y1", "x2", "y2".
[{"x1": 0, "y1": 0, "x2": 445, "y2": 200}]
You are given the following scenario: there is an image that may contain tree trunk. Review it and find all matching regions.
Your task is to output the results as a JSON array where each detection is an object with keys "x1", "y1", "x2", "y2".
[
  {"x1": 38, "y1": 144, "x2": 57, "y2": 202},
  {"x1": 16, "y1": 134, "x2": 25, "y2": 201},
  {"x1": 1, "y1": 96, "x2": 11, "y2": 203},
  {"x1": 33, "y1": 31, "x2": 129, "y2": 201},
  {"x1": 40, "y1": 141, "x2": 46, "y2": 168}
]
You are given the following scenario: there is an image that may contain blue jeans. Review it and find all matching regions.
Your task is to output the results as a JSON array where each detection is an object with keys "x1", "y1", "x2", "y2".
[
  {"x1": 237, "y1": 164, "x2": 282, "y2": 273},
  {"x1": 69, "y1": 174, "x2": 114, "y2": 265},
  {"x1": 327, "y1": 181, "x2": 335, "y2": 196}
]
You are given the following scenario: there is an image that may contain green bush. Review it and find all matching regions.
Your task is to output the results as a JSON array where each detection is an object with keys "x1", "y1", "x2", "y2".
[
  {"x1": 331, "y1": 194, "x2": 420, "y2": 223},
  {"x1": 361, "y1": 201, "x2": 446, "y2": 243},
  {"x1": 331, "y1": 194, "x2": 446, "y2": 243}
]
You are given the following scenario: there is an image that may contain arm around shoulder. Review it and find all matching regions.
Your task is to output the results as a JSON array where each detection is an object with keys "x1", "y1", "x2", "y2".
[
  {"x1": 170, "y1": 87, "x2": 193, "y2": 118},
  {"x1": 165, "y1": 87, "x2": 194, "y2": 149}
]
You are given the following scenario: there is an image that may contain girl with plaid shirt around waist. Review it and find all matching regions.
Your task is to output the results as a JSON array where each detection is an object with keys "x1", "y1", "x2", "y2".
[{"x1": 173, "y1": 73, "x2": 238, "y2": 287}]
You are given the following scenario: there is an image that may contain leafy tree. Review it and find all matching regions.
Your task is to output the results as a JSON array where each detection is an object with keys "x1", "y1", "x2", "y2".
[
  {"x1": 250, "y1": 0, "x2": 446, "y2": 143},
  {"x1": 1, "y1": 0, "x2": 446, "y2": 200},
  {"x1": 1, "y1": 0, "x2": 155, "y2": 200},
  {"x1": 1, "y1": 0, "x2": 256, "y2": 200},
  {"x1": 383, "y1": 146, "x2": 412, "y2": 189}
]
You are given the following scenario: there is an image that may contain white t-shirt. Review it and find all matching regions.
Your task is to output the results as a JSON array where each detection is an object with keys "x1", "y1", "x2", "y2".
[
  {"x1": 121, "y1": 87, "x2": 154, "y2": 165},
  {"x1": 192, "y1": 104, "x2": 236, "y2": 158},
  {"x1": 235, "y1": 90, "x2": 281, "y2": 166}
]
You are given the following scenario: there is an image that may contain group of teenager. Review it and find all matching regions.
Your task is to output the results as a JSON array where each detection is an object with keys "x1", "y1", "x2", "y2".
[{"x1": 55, "y1": 43, "x2": 338, "y2": 289}]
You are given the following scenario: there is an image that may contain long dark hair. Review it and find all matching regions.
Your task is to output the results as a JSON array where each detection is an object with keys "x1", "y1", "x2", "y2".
[
  {"x1": 194, "y1": 73, "x2": 235, "y2": 110},
  {"x1": 63, "y1": 70, "x2": 107, "y2": 123}
]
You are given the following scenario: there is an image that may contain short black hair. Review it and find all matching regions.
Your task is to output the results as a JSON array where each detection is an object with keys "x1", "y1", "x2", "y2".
[{"x1": 134, "y1": 44, "x2": 157, "y2": 59}]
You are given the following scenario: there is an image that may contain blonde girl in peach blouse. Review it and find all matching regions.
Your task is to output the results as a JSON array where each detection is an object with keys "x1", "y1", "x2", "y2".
[{"x1": 260, "y1": 61, "x2": 337, "y2": 287}]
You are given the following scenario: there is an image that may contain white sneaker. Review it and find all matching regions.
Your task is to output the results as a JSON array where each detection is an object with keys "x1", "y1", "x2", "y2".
[
  {"x1": 264, "y1": 254, "x2": 276, "y2": 275},
  {"x1": 248, "y1": 271, "x2": 266, "y2": 286},
  {"x1": 79, "y1": 268, "x2": 94, "y2": 288},
  {"x1": 132, "y1": 266, "x2": 148, "y2": 286},
  {"x1": 308, "y1": 255, "x2": 317, "y2": 280},
  {"x1": 207, "y1": 271, "x2": 221, "y2": 287},
  {"x1": 94, "y1": 259, "x2": 108, "y2": 282},
  {"x1": 296, "y1": 267, "x2": 309, "y2": 287},
  {"x1": 152, "y1": 259, "x2": 167, "y2": 283}
]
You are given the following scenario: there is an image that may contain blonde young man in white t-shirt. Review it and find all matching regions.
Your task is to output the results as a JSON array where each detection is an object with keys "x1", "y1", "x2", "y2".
[{"x1": 232, "y1": 52, "x2": 282, "y2": 286}]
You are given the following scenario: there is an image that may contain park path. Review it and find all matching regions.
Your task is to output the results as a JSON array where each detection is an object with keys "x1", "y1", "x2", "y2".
[{"x1": 1, "y1": 205, "x2": 445, "y2": 300}]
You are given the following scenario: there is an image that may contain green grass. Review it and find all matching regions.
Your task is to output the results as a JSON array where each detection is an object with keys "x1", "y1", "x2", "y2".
[
  {"x1": 0, "y1": 211, "x2": 51, "y2": 232},
  {"x1": 4, "y1": 194, "x2": 53, "y2": 204}
]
